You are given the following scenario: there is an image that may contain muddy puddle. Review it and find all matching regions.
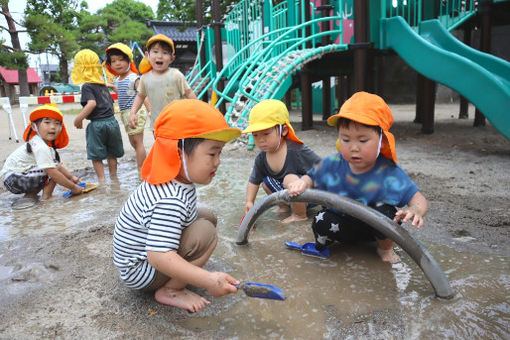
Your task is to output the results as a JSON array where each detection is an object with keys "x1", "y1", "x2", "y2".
[{"x1": 1, "y1": 156, "x2": 509, "y2": 338}]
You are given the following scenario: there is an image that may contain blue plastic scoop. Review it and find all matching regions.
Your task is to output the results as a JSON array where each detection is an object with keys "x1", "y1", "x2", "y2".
[
  {"x1": 236, "y1": 282, "x2": 286, "y2": 301},
  {"x1": 62, "y1": 182, "x2": 98, "y2": 198},
  {"x1": 285, "y1": 241, "x2": 330, "y2": 259}
]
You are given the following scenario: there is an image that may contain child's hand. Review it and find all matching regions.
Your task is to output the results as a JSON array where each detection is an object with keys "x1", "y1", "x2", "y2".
[
  {"x1": 71, "y1": 176, "x2": 81, "y2": 184},
  {"x1": 71, "y1": 184, "x2": 85, "y2": 196},
  {"x1": 74, "y1": 116, "x2": 83, "y2": 129},
  {"x1": 244, "y1": 201, "x2": 254, "y2": 214},
  {"x1": 394, "y1": 208, "x2": 424, "y2": 229},
  {"x1": 206, "y1": 272, "x2": 240, "y2": 297},
  {"x1": 128, "y1": 112, "x2": 138, "y2": 129},
  {"x1": 288, "y1": 179, "x2": 306, "y2": 196}
]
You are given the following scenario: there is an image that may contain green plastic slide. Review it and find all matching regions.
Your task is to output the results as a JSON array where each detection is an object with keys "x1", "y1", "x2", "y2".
[{"x1": 381, "y1": 16, "x2": 510, "y2": 140}]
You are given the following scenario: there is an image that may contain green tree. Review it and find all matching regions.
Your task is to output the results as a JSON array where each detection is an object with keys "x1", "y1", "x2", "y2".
[
  {"x1": 76, "y1": 9, "x2": 105, "y2": 54},
  {"x1": 98, "y1": 0, "x2": 154, "y2": 48},
  {"x1": 1, "y1": 0, "x2": 30, "y2": 97},
  {"x1": 157, "y1": 0, "x2": 238, "y2": 24},
  {"x1": 24, "y1": 0, "x2": 84, "y2": 83}
]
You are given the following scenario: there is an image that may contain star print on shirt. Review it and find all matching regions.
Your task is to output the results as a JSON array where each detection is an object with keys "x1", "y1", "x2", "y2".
[
  {"x1": 317, "y1": 235, "x2": 330, "y2": 244},
  {"x1": 329, "y1": 223, "x2": 339, "y2": 233},
  {"x1": 315, "y1": 211, "x2": 325, "y2": 223}
]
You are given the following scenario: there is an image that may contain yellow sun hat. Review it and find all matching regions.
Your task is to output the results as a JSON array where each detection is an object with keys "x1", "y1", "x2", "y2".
[
  {"x1": 23, "y1": 104, "x2": 69, "y2": 149},
  {"x1": 138, "y1": 34, "x2": 175, "y2": 74},
  {"x1": 242, "y1": 99, "x2": 303, "y2": 144},
  {"x1": 71, "y1": 49, "x2": 104, "y2": 85},
  {"x1": 141, "y1": 99, "x2": 241, "y2": 184},
  {"x1": 327, "y1": 91, "x2": 397, "y2": 163},
  {"x1": 104, "y1": 42, "x2": 138, "y2": 76}
]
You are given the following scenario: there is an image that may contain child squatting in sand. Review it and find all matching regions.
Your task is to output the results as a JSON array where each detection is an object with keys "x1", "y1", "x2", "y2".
[
  {"x1": 113, "y1": 99, "x2": 242, "y2": 313},
  {"x1": 0, "y1": 105, "x2": 84, "y2": 199},
  {"x1": 288, "y1": 92, "x2": 428, "y2": 263}
]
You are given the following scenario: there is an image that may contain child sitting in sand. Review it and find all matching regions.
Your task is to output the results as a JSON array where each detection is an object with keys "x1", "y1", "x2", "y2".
[
  {"x1": 0, "y1": 105, "x2": 84, "y2": 200},
  {"x1": 288, "y1": 92, "x2": 428, "y2": 263},
  {"x1": 242, "y1": 99, "x2": 321, "y2": 224},
  {"x1": 113, "y1": 99, "x2": 241, "y2": 313}
]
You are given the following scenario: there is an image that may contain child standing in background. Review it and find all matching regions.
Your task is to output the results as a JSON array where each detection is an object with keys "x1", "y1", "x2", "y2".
[
  {"x1": 128, "y1": 34, "x2": 196, "y2": 131},
  {"x1": 72, "y1": 49, "x2": 124, "y2": 182},
  {"x1": 242, "y1": 100, "x2": 322, "y2": 224},
  {"x1": 113, "y1": 99, "x2": 241, "y2": 313},
  {"x1": 288, "y1": 92, "x2": 428, "y2": 263},
  {"x1": 105, "y1": 42, "x2": 150, "y2": 173},
  {"x1": 0, "y1": 105, "x2": 84, "y2": 199}
]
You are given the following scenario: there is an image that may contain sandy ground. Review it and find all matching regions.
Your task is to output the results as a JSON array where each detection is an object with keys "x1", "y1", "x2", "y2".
[{"x1": 0, "y1": 102, "x2": 509, "y2": 338}]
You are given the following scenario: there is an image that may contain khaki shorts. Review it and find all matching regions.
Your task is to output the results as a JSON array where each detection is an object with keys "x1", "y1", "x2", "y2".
[
  {"x1": 120, "y1": 107, "x2": 147, "y2": 135},
  {"x1": 143, "y1": 207, "x2": 218, "y2": 291}
]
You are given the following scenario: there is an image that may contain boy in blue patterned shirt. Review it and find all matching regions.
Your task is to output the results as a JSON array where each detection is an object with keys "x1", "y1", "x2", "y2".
[{"x1": 288, "y1": 92, "x2": 428, "y2": 263}]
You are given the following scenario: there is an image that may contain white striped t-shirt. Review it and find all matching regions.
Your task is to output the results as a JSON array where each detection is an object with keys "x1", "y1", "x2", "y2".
[
  {"x1": 116, "y1": 73, "x2": 139, "y2": 110},
  {"x1": 113, "y1": 180, "x2": 197, "y2": 289}
]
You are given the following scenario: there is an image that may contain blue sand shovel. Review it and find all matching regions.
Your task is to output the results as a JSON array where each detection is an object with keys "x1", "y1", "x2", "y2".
[
  {"x1": 236, "y1": 282, "x2": 286, "y2": 301},
  {"x1": 62, "y1": 182, "x2": 98, "y2": 198},
  {"x1": 285, "y1": 241, "x2": 330, "y2": 259}
]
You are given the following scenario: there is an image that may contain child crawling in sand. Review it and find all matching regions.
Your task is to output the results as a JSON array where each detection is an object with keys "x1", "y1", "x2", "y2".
[
  {"x1": 288, "y1": 92, "x2": 428, "y2": 263},
  {"x1": 113, "y1": 99, "x2": 242, "y2": 312}
]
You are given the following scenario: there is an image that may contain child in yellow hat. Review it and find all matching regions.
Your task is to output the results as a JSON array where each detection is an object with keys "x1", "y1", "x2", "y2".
[
  {"x1": 288, "y1": 92, "x2": 429, "y2": 263},
  {"x1": 105, "y1": 42, "x2": 151, "y2": 174},
  {"x1": 242, "y1": 99, "x2": 321, "y2": 224},
  {"x1": 113, "y1": 99, "x2": 241, "y2": 313},
  {"x1": 128, "y1": 34, "x2": 196, "y2": 132},
  {"x1": 0, "y1": 105, "x2": 84, "y2": 201},
  {"x1": 72, "y1": 49, "x2": 124, "y2": 182}
]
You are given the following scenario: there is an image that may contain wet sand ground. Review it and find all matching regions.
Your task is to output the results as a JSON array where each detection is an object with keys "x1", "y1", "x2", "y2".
[{"x1": 0, "y1": 102, "x2": 509, "y2": 339}]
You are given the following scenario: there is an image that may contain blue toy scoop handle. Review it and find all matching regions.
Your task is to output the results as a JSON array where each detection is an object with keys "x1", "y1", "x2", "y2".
[
  {"x1": 285, "y1": 241, "x2": 330, "y2": 259},
  {"x1": 236, "y1": 282, "x2": 286, "y2": 301},
  {"x1": 284, "y1": 241, "x2": 303, "y2": 250},
  {"x1": 62, "y1": 182, "x2": 86, "y2": 198}
]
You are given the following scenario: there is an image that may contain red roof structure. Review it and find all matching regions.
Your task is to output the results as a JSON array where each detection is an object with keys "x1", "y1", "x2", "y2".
[{"x1": 0, "y1": 67, "x2": 42, "y2": 84}]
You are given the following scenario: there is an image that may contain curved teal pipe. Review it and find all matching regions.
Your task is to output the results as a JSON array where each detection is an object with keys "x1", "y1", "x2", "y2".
[{"x1": 236, "y1": 189, "x2": 455, "y2": 299}]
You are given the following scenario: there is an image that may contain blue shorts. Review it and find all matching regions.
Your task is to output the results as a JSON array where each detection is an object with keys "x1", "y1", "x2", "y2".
[
  {"x1": 86, "y1": 116, "x2": 124, "y2": 160},
  {"x1": 263, "y1": 176, "x2": 315, "y2": 208},
  {"x1": 263, "y1": 176, "x2": 284, "y2": 193}
]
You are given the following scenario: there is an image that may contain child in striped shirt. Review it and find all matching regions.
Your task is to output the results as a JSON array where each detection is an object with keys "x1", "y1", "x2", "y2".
[
  {"x1": 105, "y1": 43, "x2": 151, "y2": 173},
  {"x1": 113, "y1": 99, "x2": 241, "y2": 313}
]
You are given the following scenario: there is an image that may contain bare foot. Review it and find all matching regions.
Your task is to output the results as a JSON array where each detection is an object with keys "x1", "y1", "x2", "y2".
[
  {"x1": 154, "y1": 287, "x2": 210, "y2": 313},
  {"x1": 41, "y1": 194, "x2": 57, "y2": 200},
  {"x1": 377, "y1": 247, "x2": 401, "y2": 263},
  {"x1": 281, "y1": 214, "x2": 308, "y2": 224},
  {"x1": 273, "y1": 205, "x2": 290, "y2": 213}
]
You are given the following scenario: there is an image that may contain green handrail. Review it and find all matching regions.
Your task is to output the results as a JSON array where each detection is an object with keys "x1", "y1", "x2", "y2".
[{"x1": 213, "y1": 16, "x2": 343, "y2": 106}]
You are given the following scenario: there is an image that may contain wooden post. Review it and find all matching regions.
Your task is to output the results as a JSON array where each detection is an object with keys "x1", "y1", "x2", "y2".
[
  {"x1": 301, "y1": 69, "x2": 313, "y2": 130},
  {"x1": 322, "y1": 77, "x2": 331, "y2": 120},
  {"x1": 353, "y1": 0, "x2": 369, "y2": 91},
  {"x1": 212, "y1": 0, "x2": 226, "y2": 113}
]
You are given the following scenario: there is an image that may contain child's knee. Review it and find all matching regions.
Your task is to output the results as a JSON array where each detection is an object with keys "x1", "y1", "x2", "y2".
[
  {"x1": 179, "y1": 220, "x2": 217, "y2": 261},
  {"x1": 197, "y1": 206, "x2": 217, "y2": 227}
]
